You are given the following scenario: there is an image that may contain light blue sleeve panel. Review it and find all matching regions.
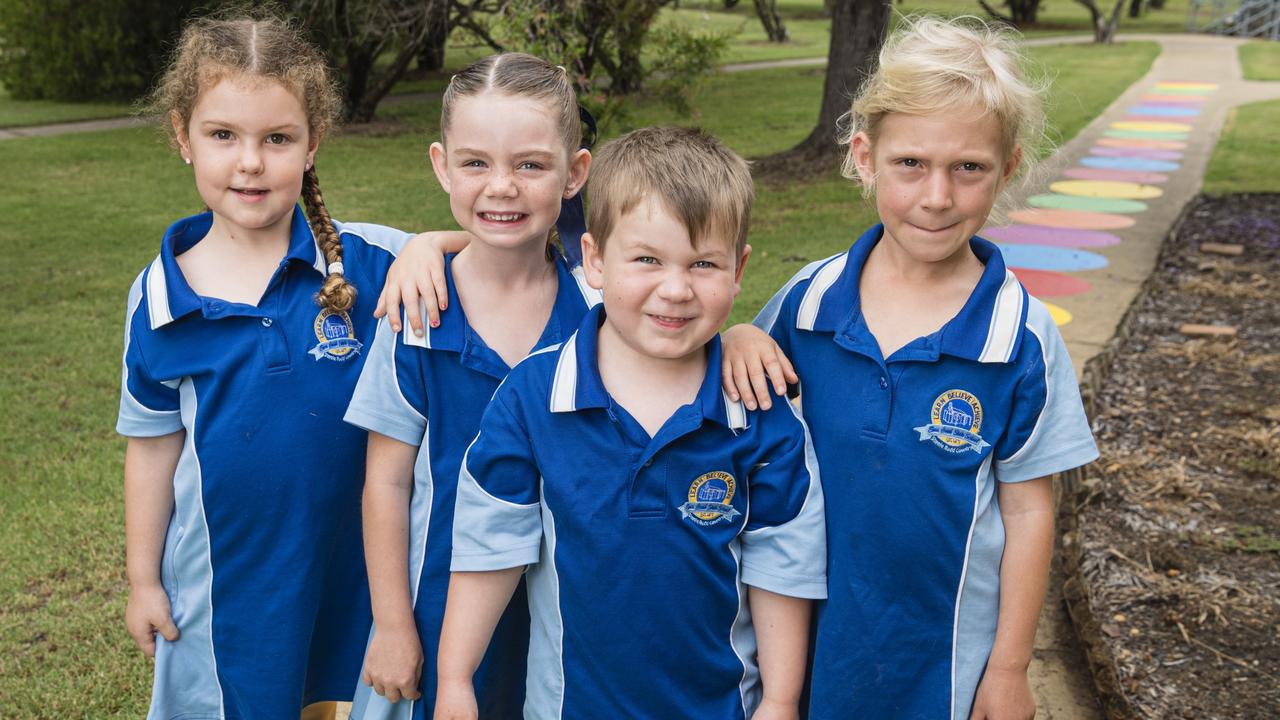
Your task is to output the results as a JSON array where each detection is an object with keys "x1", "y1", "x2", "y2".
[
  {"x1": 343, "y1": 317, "x2": 428, "y2": 447},
  {"x1": 333, "y1": 221, "x2": 413, "y2": 257},
  {"x1": 752, "y1": 256, "x2": 829, "y2": 358},
  {"x1": 117, "y1": 269, "x2": 183, "y2": 437},
  {"x1": 451, "y1": 392, "x2": 543, "y2": 572},
  {"x1": 740, "y1": 401, "x2": 828, "y2": 600},
  {"x1": 996, "y1": 298, "x2": 1100, "y2": 483}
]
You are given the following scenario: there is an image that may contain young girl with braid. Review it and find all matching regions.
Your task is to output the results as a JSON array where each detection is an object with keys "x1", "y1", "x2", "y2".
[{"x1": 116, "y1": 16, "x2": 439, "y2": 719}]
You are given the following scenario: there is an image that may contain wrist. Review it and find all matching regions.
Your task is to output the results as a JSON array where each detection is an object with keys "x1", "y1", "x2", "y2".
[
  {"x1": 984, "y1": 655, "x2": 1031, "y2": 674},
  {"x1": 128, "y1": 575, "x2": 163, "y2": 591}
]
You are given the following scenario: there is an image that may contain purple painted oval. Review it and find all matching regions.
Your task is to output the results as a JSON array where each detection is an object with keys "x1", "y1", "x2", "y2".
[
  {"x1": 1081, "y1": 156, "x2": 1180, "y2": 172},
  {"x1": 982, "y1": 225, "x2": 1121, "y2": 248},
  {"x1": 1064, "y1": 167, "x2": 1170, "y2": 183},
  {"x1": 1090, "y1": 147, "x2": 1184, "y2": 160}
]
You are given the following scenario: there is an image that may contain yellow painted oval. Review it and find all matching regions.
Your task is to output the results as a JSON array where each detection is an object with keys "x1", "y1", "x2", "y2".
[
  {"x1": 1043, "y1": 301, "x2": 1073, "y2": 326},
  {"x1": 1112, "y1": 120, "x2": 1193, "y2": 133},
  {"x1": 1049, "y1": 180, "x2": 1164, "y2": 199}
]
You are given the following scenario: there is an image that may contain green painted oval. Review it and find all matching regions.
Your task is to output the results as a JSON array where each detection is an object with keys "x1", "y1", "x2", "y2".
[
  {"x1": 1028, "y1": 194, "x2": 1149, "y2": 213},
  {"x1": 1103, "y1": 129, "x2": 1189, "y2": 140}
]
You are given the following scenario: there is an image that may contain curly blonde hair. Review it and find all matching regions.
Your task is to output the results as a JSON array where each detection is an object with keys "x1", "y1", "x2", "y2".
[
  {"x1": 839, "y1": 15, "x2": 1049, "y2": 220},
  {"x1": 146, "y1": 15, "x2": 355, "y2": 313}
]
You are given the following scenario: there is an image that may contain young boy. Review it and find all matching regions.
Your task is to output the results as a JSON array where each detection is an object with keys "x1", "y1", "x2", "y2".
[{"x1": 432, "y1": 127, "x2": 827, "y2": 720}]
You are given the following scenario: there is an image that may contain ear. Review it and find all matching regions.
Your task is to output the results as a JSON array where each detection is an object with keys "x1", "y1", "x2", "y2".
[
  {"x1": 732, "y1": 244, "x2": 752, "y2": 297},
  {"x1": 305, "y1": 132, "x2": 321, "y2": 170},
  {"x1": 581, "y1": 232, "x2": 605, "y2": 290},
  {"x1": 564, "y1": 148, "x2": 592, "y2": 198},
  {"x1": 428, "y1": 141, "x2": 451, "y2": 194},
  {"x1": 172, "y1": 111, "x2": 192, "y2": 163},
  {"x1": 1001, "y1": 144, "x2": 1023, "y2": 189},
  {"x1": 849, "y1": 131, "x2": 876, "y2": 187}
]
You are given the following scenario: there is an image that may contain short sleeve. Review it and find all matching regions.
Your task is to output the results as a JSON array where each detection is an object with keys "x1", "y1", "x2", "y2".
[
  {"x1": 995, "y1": 302, "x2": 1099, "y2": 483},
  {"x1": 344, "y1": 317, "x2": 429, "y2": 446},
  {"x1": 451, "y1": 391, "x2": 543, "y2": 571},
  {"x1": 117, "y1": 274, "x2": 182, "y2": 437},
  {"x1": 739, "y1": 402, "x2": 827, "y2": 599}
]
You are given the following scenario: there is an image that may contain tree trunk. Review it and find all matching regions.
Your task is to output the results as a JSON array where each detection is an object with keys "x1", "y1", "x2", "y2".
[
  {"x1": 417, "y1": 0, "x2": 450, "y2": 71},
  {"x1": 1075, "y1": 0, "x2": 1127, "y2": 42},
  {"x1": 760, "y1": 0, "x2": 890, "y2": 172},
  {"x1": 753, "y1": 0, "x2": 789, "y2": 42},
  {"x1": 1128, "y1": 0, "x2": 1143, "y2": 19}
]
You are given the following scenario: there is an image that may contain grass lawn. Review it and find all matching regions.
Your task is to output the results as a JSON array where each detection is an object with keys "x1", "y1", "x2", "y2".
[
  {"x1": 1239, "y1": 40, "x2": 1280, "y2": 81},
  {"x1": 0, "y1": 38, "x2": 1159, "y2": 714},
  {"x1": 1203, "y1": 99, "x2": 1280, "y2": 194},
  {"x1": 0, "y1": 83, "x2": 132, "y2": 129}
]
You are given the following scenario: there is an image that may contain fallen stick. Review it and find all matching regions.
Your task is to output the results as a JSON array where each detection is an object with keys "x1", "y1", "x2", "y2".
[
  {"x1": 1199, "y1": 242, "x2": 1244, "y2": 256},
  {"x1": 1178, "y1": 324, "x2": 1237, "y2": 337}
]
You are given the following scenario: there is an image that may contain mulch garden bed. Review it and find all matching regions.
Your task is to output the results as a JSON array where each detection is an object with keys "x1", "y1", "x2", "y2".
[{"x1": 1061, "y1": 194, "x2": 1280, "y2": 719}]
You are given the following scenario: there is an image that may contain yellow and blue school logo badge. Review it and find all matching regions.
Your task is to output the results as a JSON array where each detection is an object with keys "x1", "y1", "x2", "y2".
[
  {"x1": 309, "y1": 308, "x2": 363, "y2": 362},
  {"x1": 915, "y1": 389, "x2": 990, "y2": 454},
  {"x1": 679, "y1": 471, "x2": 740, "y2": 526}
]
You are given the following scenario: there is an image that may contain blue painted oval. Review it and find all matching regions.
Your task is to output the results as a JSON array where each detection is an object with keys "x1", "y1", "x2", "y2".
[
  {"x1": 995, "y1": 243, "x2": 1110, "y2": 272},
  {"x1": 1080, "y1": 156, "x2": 1181, "y2": 172},
  {"x1": 1128, "y1": 105, "x2": 1199, "y2": 116}
]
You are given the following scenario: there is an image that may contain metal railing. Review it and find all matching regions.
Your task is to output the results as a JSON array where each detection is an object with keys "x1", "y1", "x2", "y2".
[{"x1": 1187, "y1": 0, "x2": 1280, "y2": 39}]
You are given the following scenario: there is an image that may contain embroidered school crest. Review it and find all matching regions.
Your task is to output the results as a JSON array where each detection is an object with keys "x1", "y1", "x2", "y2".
[
  {"x1": 915, "y1": 389, "x2": 991, "y2": 454},
  {"x1": 679, "y1": 471, "x2": 740, "y2": 526},
  {"x1": 308, "y1": 308, "x2": 363, "y2": 361}
]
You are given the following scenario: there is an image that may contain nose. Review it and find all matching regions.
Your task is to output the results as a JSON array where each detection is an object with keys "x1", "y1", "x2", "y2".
[
  {"x1": 656, "y1": 267, "x2": 695, "y2": 303},
  {"x1": 920, "y1": 169, "x2": 954, "y2": 211},
  {"x1": 237, "y1": 143, "x2": 263, "y2": 175},
  {"x1": 484, "y1": 169, "x2": 518, "y2": 198}
]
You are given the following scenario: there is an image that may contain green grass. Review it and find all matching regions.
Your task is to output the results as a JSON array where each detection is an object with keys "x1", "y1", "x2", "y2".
[
  {"x1": 1239, "y1": 40, "x2": 1280, "y2": 81},
  {"x1": 1203, "y1": 99, "x2": 1280, "y2": 195},
  {"x1": 0, "y1": 83, "x2": 132, "y2": 129},
  {"x1": 0, "y1": 37, "x2": 1172, "y2": 712}
]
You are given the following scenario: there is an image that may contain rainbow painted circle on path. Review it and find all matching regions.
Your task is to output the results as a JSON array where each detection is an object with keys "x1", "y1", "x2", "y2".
[
  {"x1": 1154, "y1": 82, "x2": 1217, "y2": 90},
  {"x1": 1028, "y1": 193, "x2": 1148, "y2": 213},
  {"x1": 996, "y1": 243, "x2": 1109, "y2": 272},
  {"x1": 1009, "y1": 267, "x2": 1093, "y2": 297},
  {"x1": 982, "y1": 225, "x2": 1121, "y2": 248},
  {"x1": 1128, "y1": 105, "x2": 1200, "y2": 116},
  {"x1": 1089, "y1": 147, "x2": 1183, "y2": 160},
  {"x1": 1050, "y1": 180, "x2": 1165, "y2": 199},
  {"x1": 1063, "y1": 167, "x2": 1170, "y2": 183},
  {"x1": 1095, "y1": 138, "x2": 1187, "y2": 150},
  {"x1": 1112, "y1": 120, "x2": 1194, "y2": 133},
  {"x1": 1103, "y1": 130, "x2": 1189, "y2": 140},
  {"x1": 1008, "y1": 208, "x2": 1136, "y2": 230},
  {"x1": 1140, "y1": 94, "x2": 1208, "y2": 104},
  {"x1": 1080, "y1": 157, "x2": 1181, "y2": 172},
  {"x1": 1043, "y1": 301, "x2": 1073, "y2": 326}
]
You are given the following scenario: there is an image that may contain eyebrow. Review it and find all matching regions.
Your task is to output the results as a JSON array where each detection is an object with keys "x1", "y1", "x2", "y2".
[{"x1": 197, "y1": 119, "x2": 304, "y2": 133}]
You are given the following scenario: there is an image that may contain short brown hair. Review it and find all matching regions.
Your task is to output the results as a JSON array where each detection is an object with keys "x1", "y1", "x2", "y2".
[{"x1": 587, "y1": 126, "x2": 753, "y2": 260}]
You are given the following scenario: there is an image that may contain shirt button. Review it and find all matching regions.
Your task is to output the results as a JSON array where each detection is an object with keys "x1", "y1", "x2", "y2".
[
  {"x1": 878, "y1": 376, "x2": 888, "y2": 389},
  {"x1": 261, "y1": 317, "x2": 273, "y2": 327},
  {"x1": 643, "y1": 458, "x2": 653, "y2": 467}
]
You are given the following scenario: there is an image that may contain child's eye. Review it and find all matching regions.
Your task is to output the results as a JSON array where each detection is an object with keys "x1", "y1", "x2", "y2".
[
  {"x1": 958, "y1": 162, "x2": 984, "y2": 172},
  {"x1": 900, "y1": 158, "x2": 920, "y2": 168},
  {"x1": 518, "y1": 161, "x2": 544, "y2": 171},
  {"x1": 462, "y1": 159, "x2": 487, "y2": 168},
  {"x1": 212, "y1": 129, "x2": 233, "y2": 141},
  {"x1": 692, "y1": 260, "x2": 716, "y2": 270},
  {"x1": 265, "y1": 133, "x2": 290, "y2": 145},
  {"x1": 636, "y1": 256, "x2": 659, "y2": 265}
]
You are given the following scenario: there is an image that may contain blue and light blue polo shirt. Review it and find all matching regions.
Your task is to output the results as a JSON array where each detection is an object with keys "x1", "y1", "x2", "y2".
[
  {"x1": 756, "y1": 224, "x2": 1099, "y2": 720},
  {"x1": 343, "y1": 253, "x2": 598, "y2": 720},
  {"x1": 116, "y1": 206, "x2": 410, "y2": 720},
  {"x1": 452, "y1": 305, "x2": 828, "y2": 720}
]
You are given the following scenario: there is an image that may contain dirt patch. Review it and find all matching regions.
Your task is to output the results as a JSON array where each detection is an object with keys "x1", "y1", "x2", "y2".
[{"x1": 1062, "y1": 194, "x2": 1280, "y2": 718}]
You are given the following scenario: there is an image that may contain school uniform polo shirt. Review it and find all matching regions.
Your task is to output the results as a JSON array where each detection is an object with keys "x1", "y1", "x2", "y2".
[
  {"x1": 755, "y1": 224, "x2": 1099, "y2": 720},
  {"x1": 343, "y1": 253, "x2": 598, "y2": 720},
  {"x1": 116, "y1": 206, "x2": 409, "y2": 720},
  {"x1": 452, "y1": 304, "x2": 828, "y2": 720}
]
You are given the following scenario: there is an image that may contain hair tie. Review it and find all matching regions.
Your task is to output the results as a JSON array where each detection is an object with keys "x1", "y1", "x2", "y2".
[
  {"x1": 554, "y1": 104, "x2": 599, "y2": 267},
  {"x1": 557, "y1": 65, "x2": 567, "y2": 74},
  {"x1": 327, "y1": 261, "x2": 345, "y2": 276}
]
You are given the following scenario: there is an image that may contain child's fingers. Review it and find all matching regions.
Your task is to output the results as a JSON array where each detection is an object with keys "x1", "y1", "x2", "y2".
[
  {"x1": 133, "y1": 628, "x2": 156, "y2": 657},
  {"x1": 382, "y1": 283, "x2": 403, "y2": 333},
  {"x1": 777, "y1": 349, "x2": 799, "y2": 386},
  {"x1": 156, "y1": 615, "x2": 180, "y2": 642},
  {"x1": 748, "y1": 367, "x2": 774, "y2": 411},
  {"x1": 362, "y1": 668, "x2": 372, "y2": 687},
  {"x1": 721, "y1": 357, "x2": 741, "y2": 402},
  {"x1": 730, "y1": 358, "x2": 757, "y2": 410}
]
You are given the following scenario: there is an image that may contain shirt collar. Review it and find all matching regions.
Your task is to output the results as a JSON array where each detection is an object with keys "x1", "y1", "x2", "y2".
[
  {"x1": 404, "y1": 251, "x2": 598, "y2": 356},
  {"x1": 549, "y1": 303, "x2": 749, "y2": 431},
  {"x1": 147, "y1": 205, "x2": 323, "y2": 329},
  {"x1": 795, "y1": 224, "x2": 1027, "y2": 364}
]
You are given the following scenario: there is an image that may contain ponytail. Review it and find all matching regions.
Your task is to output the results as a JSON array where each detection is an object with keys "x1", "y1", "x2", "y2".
[{"x1": 301, "y1": 166, "x2": 357, "y2": 313}]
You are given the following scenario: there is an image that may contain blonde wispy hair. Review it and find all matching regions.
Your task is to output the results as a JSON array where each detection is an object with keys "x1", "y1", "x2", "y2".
[{"x1": 839, "y1": 15, "x2": 1050, "y2": 221}]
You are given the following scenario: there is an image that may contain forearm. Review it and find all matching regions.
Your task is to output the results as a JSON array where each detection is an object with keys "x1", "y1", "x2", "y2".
[
  {"x1": 749, "y1": 586, "x2": 811, "y2": 705},
  {"x1": 363, "y1": 433, "x2": 419, "y2": 630},
  {"x1": 437, "y1": 568, "x2": 524, "y2": 682},
  {"x1": 124, "y1": 434, "x2": 183, "y2": 587},
  {"x1": 426, "y1": 230, "x2": 473, "y2": 254},
  {"x1": 989, "y1": 477, "x2": 1055, "y2": 671}
]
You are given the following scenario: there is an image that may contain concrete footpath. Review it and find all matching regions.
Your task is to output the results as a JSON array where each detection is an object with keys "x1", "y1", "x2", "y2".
[{"x1": 986, "y1": 33, "x2": 1280, "y2": 719}]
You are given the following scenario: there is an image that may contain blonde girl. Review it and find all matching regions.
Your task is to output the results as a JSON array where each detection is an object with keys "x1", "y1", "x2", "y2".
[
  {"x1": 118, "y1": 15, "x2": 434, "y2": 719},
  {"x1": 343, "y1": 53, "x2": 597, "y2": 720},
  {"x1": 724, "y1": 16, "x2": 1098, "y2": 720}
]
